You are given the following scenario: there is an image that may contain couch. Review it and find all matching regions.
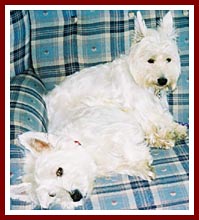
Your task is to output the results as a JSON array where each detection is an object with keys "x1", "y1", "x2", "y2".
[{"x1": 10, "y1": 9, "x2": 189, "y2": 210}]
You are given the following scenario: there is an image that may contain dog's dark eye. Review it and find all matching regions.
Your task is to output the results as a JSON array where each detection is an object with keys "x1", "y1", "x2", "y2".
[
  {"x1": 48, "y1": 193, "x2": 56, "y2": 197},
  {"x1": 166, "y1": 58, "x2": 172, "y2": 63},
  {"x1": 148, "y1": 58, "x2": 155, "y2": 64},
  {"x1": 56, "y1": 167, "x2": 63, "y2": 177}
]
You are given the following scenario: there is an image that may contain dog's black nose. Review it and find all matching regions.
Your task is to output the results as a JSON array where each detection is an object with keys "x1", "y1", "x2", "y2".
[
  {"x1": 70, "y1": 189, "x2": 83, "y2": 202},
  {"x1": 157, "y1": 77, "x2": 168, "y2": 86}
]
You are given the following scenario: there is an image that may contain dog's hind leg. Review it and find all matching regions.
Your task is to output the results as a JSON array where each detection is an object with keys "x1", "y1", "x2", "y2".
[
  {"x1": 117, "y1": 159, "x2": 156, "y2": 181},
  {"x1": 115, "y1": 138, "x2": 156, "y2": 181}
]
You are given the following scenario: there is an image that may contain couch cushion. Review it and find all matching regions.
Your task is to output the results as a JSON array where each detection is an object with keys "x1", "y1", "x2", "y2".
[
  {"x1": 87, "y1": 142, "x2": 189, "y2": 210},
  {"x1": 29, "y1": 10, "x2": 134, "y2": 90},
  {"x1": 10, "y1": 140, "x2": 189, "y2": 210}
]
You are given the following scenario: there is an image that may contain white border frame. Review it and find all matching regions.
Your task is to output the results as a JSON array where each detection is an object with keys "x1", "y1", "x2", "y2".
[{"x1": 5, "y1": 5, "x2": 194, "y2": 216}]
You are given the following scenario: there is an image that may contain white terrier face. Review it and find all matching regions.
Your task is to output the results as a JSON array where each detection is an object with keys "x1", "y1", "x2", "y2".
[
  {"x1": 18, "y1": 132, "x2": 97, "y2": 209},
  {"x1": 129, "y1": 12, "x2": 181, "y2": 91}
]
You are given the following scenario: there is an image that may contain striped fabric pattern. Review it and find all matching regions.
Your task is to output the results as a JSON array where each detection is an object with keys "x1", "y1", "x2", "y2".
[
  {"x1": 10, "y1": 10, "x2": 31, "y2": 77},
  {"x1": 10, "y1": 10, "x2": 189, "y2": 210}
]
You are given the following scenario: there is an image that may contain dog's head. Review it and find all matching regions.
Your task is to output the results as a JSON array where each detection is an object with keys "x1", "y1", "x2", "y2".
[
  {"x1": 17, "y1": 132, "x2": 97, "y2": 209},
  {"x1": 128, "y1": 11, "x2": 181, "y2": 92}
]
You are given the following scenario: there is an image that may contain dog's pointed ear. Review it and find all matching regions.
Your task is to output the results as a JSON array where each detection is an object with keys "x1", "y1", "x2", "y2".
[
  {"x1": 134, "y1": 11, "x2": 147, "y2": 43},
  {"x1": 159, "y1": 11, "x2": 177, "y2": 40},
  {"x1": 18, "y1": 132, "x2": 55, "y2": 155}
]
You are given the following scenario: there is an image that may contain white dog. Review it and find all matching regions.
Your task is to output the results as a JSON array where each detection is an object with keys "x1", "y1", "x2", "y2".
[{"x1": 11, "y1": 11, "x2": 187, "y2": 209}]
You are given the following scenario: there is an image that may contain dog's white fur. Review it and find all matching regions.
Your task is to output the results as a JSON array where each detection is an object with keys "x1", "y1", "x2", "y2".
[
  {"x1": 11, "y1": 133, "x2": 97, "y2": 209},
  {"x1": 11, "y1": 11, "x2": 187, "y2": 209}
]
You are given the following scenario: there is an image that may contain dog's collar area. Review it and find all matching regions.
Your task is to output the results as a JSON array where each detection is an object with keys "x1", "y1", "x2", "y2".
[
  {"x1": 148, "y1": 87, "x2": 163, "y2": 99},
  {"x1": 155, "y1": 90, "x2": 162, "y2": 99},
  {"x1": 153, "y1": 88, "x2": 163, "y2": 99}
]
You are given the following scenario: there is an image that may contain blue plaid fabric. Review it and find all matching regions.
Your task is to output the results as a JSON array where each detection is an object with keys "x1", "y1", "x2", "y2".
[
  {"x1": 10, "y1": 10, "x2": 31, "y2": 77},
  {"x1": 10, "y1": 10, "x2": 189, "y2": 210},
  {"x1": 86, "y1": 142, "x2": 189, "y2": 210},
  {"x1": 10, "y1": 68, "x2": 48, "y2": 145},
  {"x1": 29, "y1": 10, "x2": 134, "y2": 90}
]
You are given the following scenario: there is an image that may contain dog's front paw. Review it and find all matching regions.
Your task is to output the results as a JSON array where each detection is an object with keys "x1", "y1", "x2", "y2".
[
  {"x1": 145, "y1": 123, "x2": 188, "y2": 149},
  {"x1": 173, "y1": 123, "x2": 188, "y2": 141},
  {"x1": 146, "y1": 129, "x2": 175, "y2": 149}
]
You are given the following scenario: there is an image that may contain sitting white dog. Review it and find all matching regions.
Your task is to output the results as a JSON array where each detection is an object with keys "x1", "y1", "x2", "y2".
[{"x1": 11, "y1": 11, "x2": 187, "y2": 209}]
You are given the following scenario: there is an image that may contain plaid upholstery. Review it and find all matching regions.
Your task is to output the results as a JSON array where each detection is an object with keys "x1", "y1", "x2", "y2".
[
  {"x1": 29, "y1": 10, "x2": 134, "y2": 91},
  {"x1": 10, "y1": 10, "x2": 31, "y2": 77},
  {"x1": 10, "y1": 10, "x2": 189, "y2": 210},
  {"x1": 10, "y1": 68, "x2": 48, "y2": 209},
  {"x1": 87, "y1": 143, "x2": 189, "y2": 210},
  {"x1": 10, "y1": 68, "x2": 48, "y2": 145},
  {"x1": 10, "y1": 141, "x2": 189, "y2": 210}
]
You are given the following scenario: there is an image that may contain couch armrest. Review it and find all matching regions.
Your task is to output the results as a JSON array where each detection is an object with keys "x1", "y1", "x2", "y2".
[{"x1": 10, "y1": 68, "x2": 48, "y2": 146}]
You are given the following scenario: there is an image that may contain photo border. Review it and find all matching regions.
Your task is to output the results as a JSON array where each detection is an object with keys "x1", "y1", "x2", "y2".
[{"x1": 0, "y1": 0, "x2": 198, "y2": 219}]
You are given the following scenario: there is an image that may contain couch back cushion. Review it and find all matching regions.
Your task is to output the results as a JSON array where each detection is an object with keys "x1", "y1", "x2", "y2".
[{"x1": 29, "y1": 10, "x2": 134, "y2": 90}]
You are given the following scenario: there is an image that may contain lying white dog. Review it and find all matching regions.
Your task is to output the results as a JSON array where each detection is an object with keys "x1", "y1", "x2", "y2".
[
  {"x1": 11, "y1": 132, "x2": 97, "y2": 209},
  {"x1": 11, "y1": 11, "x2": 187, "y2": 209}
]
